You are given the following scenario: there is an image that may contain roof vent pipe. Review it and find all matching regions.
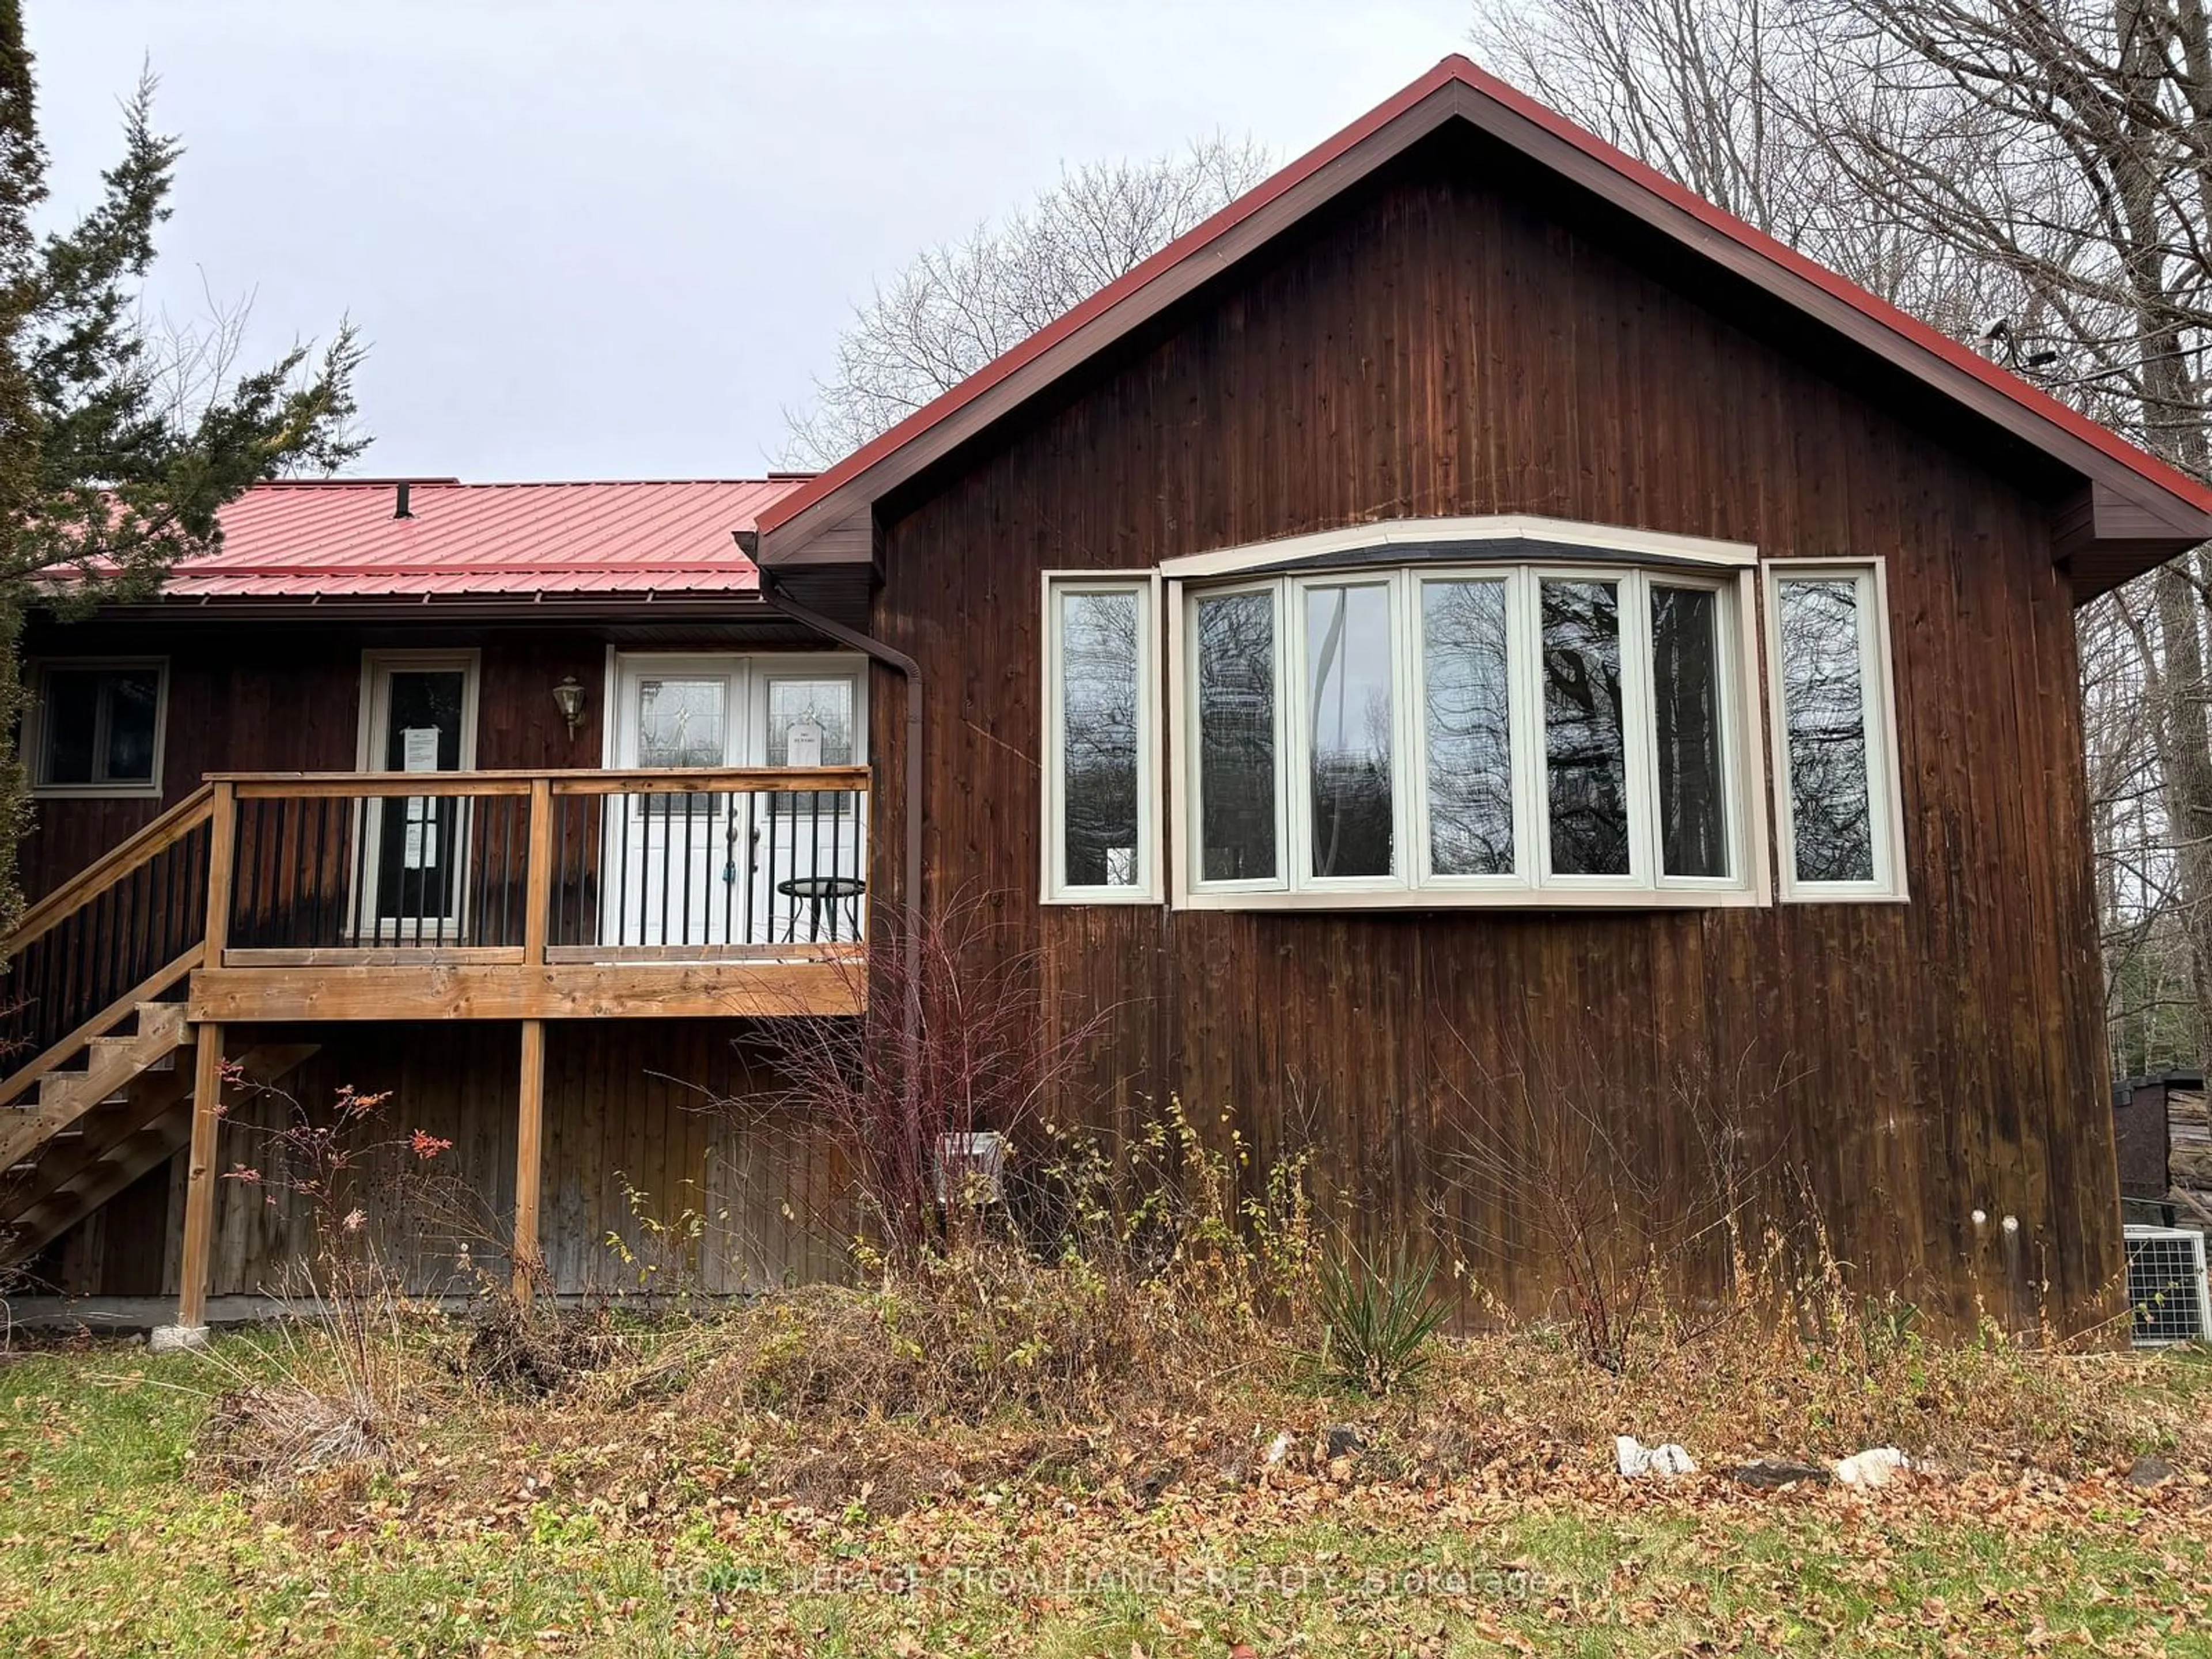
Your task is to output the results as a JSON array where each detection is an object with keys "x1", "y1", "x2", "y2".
[{"x1": 394, "y1": 481, "x2": 413, "y2": 520}]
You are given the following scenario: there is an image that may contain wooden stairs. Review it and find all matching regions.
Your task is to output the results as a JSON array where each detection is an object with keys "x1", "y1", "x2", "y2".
[
  {"x1": 0, "y1": 1001, "x2": 317, "y2": 1269},
  {"x1": 1, "y1": 999, "x2": 195, "y2": 1266},
  {"x1": 0, "y1": 789, "x2": 225, "y2": 1274}
]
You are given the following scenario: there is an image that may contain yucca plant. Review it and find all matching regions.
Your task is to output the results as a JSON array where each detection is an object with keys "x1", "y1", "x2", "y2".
[{"x1": 1315, "y1": 1243, "x2": 1452, "y2": 1397}]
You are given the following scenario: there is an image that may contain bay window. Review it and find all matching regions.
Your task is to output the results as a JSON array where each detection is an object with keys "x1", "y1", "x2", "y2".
[
  {"x1": 1179, "y1": 560, "x2": 1763, "y2": 907},
  {"x1": 1041, "y1": 522, "x2": 1907, "y2": 912}
]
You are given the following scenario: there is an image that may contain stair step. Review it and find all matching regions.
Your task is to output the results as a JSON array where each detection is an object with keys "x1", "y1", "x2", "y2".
[
  {"x1": 31, "y1": 1072, "x2": 88, "y2": 1112},
  {"x1": 134, "y1": 1003, "x2": 192, "y2": 1045}
]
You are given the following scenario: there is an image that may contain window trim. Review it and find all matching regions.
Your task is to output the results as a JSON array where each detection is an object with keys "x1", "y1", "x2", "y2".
[
  {"x1": 1168, "y1": 561, "x2": 1771, "y2": 912},
  {"x1": 1290, "y1": 571, "x2": 1415, "y2": 894},
  {"x1": 28, "y1": 656, "x2": 169, "y2": 800},
  {"x1": 1157, "y1": 513, "x2": 1758, "y2": 582},
  {"x1": 1406, "y1": 568, "x2": 1533, "y2": 896},
  {"x1": 357, "y1": 648, "x2": 483, "y2": 773},
  {"x1": 1172, "y1": 575, "x2": 1290, "y2": 897},
  {"x1": 1762, "y1": 557, "x2": 1908, "y2": 903},
  {"x1": 1041, "y1": 571, "x2": 1162, "y2": 904}
]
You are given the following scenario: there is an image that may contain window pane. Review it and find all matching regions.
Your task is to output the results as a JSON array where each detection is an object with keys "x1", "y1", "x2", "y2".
[
  {"x1": 1778, "y1": 577, "x2": 1876, "y2": 882},
  {"x1": 636, "y1": 676, "x2": 726, "y2": 768},
  {"x1": 1306, "y1": 584, "x2": 1393, "y2": 879},
  {"x1": 101, "y1": 668, "x2": 161, "y2": 783},
  {"x1": 1650, "y1": 588, "x2": 1728, "y2": 878},
  {"x1": 1541, "y1": 579, "x2": 1630, "y2": 876},
  {"x1": 767, "y1": 677, "x2": 857, "y2": 818},
  {"x1": 1059, "y1": 589, "x2": 1141, "y2": 888},
  {"x1": 1421, "y1": 579, "x2": 1514, "y2": 876},
  {"x1": 765, "y1": 679, "x2": 855, "y2": 767},
  {"x1": 384, "y1": 670, "x2": 467, "y2": 770},
  {"x1": 1195, "y1": 590, "x2": 1277, "y2": 882},
  {"x1": 39, "y1": 670, "x2": 100, "y2": 785}
]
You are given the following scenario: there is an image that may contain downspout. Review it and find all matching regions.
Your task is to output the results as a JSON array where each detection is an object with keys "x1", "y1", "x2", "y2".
[{"x1": 747, "y1": 549, "x2": 925, "y2": 1126}]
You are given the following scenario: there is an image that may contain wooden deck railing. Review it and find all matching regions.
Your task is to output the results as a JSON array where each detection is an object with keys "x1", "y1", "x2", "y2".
[
  {"x1": 0, "y1": 786, "x2": 215, "y2": 1092},
  {"x1": 207, "y1": 766, "x2": 872, "y2": 967},
  {"x1": 0, "y1": 767, "x2": 871, "y2": 1039}
]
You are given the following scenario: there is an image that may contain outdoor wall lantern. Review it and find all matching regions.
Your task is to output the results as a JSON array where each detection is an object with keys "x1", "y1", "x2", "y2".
[{"x1": 552, "y1": 675, "x2": 588, "y2": 738}]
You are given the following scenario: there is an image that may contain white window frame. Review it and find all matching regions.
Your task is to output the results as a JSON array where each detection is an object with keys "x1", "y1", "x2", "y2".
[
  {"x1": 1290, "y1": 571, "x2": 1416, "y2": 895},
  {"x1": 28, "y1": 656, "x2": 169, "y2": 800},
  {"x1": 1763, "y1": 558, "x2": 1908, "y2": 903},
  {"x1": 357, "y1": 649, "x2": 482, "y2": 774},
  {"x1": 1041, "y1": 571, "x2": 1162, "y2": 904},
  {"x1": 1169, "y1": 557, "x2": 1771, "y2": 911},
  {"x1": 1173, "y1": 577, "x2": 1291, "y2": 897}
]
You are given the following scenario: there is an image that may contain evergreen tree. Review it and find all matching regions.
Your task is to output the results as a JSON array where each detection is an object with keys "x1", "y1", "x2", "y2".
[{"x1": 0, "y1": 0, "x2": 364, "y2": 946}]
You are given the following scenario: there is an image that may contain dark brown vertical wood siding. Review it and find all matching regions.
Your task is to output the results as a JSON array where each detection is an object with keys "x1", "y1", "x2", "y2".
[
  {"x1": 873, "y1": 152, "x2": 2123, "y2": 1330},
  {"x1": 16, "y1": 630, "x2": 609, "y2": 900}
]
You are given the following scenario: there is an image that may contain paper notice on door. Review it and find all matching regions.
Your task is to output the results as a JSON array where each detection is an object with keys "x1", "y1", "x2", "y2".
[
  {"x1": 785, "y1": 719, "x2": 823, "y2": 769},
  {"x1": 402, "y1": 799, "x2": 437, "y2": 869},
  {"x1": 399, "y1": 728, "x2": 441, "y2": 869}
]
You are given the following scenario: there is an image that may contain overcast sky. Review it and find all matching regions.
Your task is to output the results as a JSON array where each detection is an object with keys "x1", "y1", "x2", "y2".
[{"x1": 32, "y1": 2, "x2": 1471, "y2": 482}]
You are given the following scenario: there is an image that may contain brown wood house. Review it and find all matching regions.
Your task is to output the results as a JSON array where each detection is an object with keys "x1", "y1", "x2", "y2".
[{"x1": 7, "y1": 58, "x2": 2209, "y2": 1336}]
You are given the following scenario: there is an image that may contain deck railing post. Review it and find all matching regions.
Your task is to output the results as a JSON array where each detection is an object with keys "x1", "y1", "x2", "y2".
[
  {"x1": 523, "y1": 778, "x2": 554, "y2": 963},
  {"x1": 202, "y1": 781, "x2": 236, "y2": 964}
]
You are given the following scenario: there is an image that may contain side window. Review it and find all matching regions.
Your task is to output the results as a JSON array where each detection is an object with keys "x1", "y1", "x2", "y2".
[
  {"x1": 1766, "y1": 561, "x2": 1906, "y2": 900},
  {"x1": 32, "y1": 661, "x2": 166, "y2": 797},
  {"x1": 1043, "y1": 575, "x2": 1158, "y2": 903}
]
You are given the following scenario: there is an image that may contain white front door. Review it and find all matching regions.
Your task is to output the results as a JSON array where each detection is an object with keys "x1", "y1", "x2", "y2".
[{"x1": 604, "y1": 657, "x2": 745, "y2": 948}]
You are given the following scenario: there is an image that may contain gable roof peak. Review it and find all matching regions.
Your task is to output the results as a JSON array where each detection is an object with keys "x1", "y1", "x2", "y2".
[{"x1": 757, "y1": 56, "x2": 2212, "y2": 587}]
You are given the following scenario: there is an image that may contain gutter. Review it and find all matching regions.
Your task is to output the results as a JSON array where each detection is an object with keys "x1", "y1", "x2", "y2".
[{"x1": 749, "y1": 553, "x2": 925, "y2": 1084}]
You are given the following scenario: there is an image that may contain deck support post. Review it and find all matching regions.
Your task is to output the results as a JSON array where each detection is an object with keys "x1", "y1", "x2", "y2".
[
  {"x1": 513, "y1": 1017, "x2": 546, "y2": 1302},
  {"x1": 165, "y1": 1020, "x2": 226, "y2": 1347},
  {"x1": 160, "y1": 783, "x2": 237, "y2": 1349}
]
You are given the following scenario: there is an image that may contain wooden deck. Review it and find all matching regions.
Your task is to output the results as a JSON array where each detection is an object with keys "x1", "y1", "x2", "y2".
[
  {"x1": 1, "y1": 764, "x2": 871, "y2": 1042},
  {"x1": 1, "y1": 764, "x2": 873, "y2": 1327}
]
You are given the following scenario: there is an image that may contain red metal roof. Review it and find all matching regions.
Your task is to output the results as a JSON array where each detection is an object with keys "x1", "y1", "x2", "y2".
[
  {"x1": 757, "y1": 54, "x2": 2212, "y2": 550},
  {"x1": 159, "y1": 478, "x2": 806, "y2": 600}
]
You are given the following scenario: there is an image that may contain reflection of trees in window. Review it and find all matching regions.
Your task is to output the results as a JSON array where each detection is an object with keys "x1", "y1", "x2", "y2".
[
  {"x1": 1541, "y1": 580, "x2": 1630, "y2": 875},
  {"x1": 1777, "y1": 578, "x2": 1874, "y2": 882},
  {"x1": 1421, "y1": 580, "x2": 1514, "y2": 876},
  {"x1": 1059, "y1": 590, "x2": 1141, "y2": 887},
  {"x1": 1306, "y1": 585, "x2": 1393, "y2": 878},
  {"x1": 1195, "y1": 590, "x2": 1278, "y2": 881},
  {"x1": 1650, "y1": 587, "x2": 1728, "y2": 878}
]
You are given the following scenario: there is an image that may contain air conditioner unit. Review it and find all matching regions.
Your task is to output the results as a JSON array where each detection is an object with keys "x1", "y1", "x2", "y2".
[
  {"x1": 2123, "y1": 1225, "x2": 2211, "y2": 1347},
  {"x1": 934, "y1": 1131, "x2": 1006, "y2": 1206}
]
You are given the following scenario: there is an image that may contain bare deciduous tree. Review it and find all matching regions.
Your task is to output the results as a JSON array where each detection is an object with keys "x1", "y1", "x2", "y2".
[
  {"x1": 1469, "y1": 0, "x2": 1994, "y2": 329},
  {"x1": 782, "y1": 137, "x2": 1268, "y2": 467}
]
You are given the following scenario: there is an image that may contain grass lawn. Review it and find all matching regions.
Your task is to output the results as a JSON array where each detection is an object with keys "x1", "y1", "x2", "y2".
[{"x1": 3, "y1": 1330, "x2": 2210, "y2": 1657}]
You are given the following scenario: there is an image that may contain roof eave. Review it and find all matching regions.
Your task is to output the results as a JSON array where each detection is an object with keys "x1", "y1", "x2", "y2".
[{"x1": 756, "y1": 57, "x2": 2212, "y2": 575}]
